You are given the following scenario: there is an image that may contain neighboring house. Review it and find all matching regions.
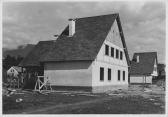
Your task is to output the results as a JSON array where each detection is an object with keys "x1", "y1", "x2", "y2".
[
  {"x1": 130, "y1": 52, "x2": 158, "y2": 84},
  {"x1": 7, "y1": 66, "x2": 22, "y2": 78},
  {"x1": 19, "y1": 14, "x2": 130, "y2": 93}
]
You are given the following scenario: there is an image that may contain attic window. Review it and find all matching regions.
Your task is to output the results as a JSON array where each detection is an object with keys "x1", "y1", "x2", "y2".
[
  {"x1": 116, "y1": 49, "x2": 119, "y2": 59},
  {"x1": 111, "y1": 47, "x2": 114, "y2": 57},
  {"x1": 105, "y1": 44, "x2": 109, "y2": 56},
  {"x1": 120, "y1": 51, "x2": 123, "y2": 60},
  {"x1": 154, "y1": 67, "x2": 157, "y2": 72}
]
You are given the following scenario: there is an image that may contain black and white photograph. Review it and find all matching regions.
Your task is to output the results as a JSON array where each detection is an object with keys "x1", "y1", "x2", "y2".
[{"x1": 2, "y1": 0, "x2": 166, "y2": 115}]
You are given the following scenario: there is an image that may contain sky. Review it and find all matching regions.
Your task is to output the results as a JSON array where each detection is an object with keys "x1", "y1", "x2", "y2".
[{"x1": 2, "y1": 1, "x2": 166, "y2": 63}]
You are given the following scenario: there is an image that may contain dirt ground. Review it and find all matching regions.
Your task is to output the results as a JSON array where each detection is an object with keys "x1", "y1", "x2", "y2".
[{"x1": 3, "y1": 84, "x2": 165, "y2": 114}]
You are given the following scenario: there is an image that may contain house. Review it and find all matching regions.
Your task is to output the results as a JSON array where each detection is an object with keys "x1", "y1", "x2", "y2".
[
  {"x1": 130, "y1": 52, "x2": 158, "y2": 84},
  {"x1": 7, "y1": 66, "x2": 22, "y2": 78},
  {"x1": 19, "y1": 13, "x2": 130, "y2": 93}
]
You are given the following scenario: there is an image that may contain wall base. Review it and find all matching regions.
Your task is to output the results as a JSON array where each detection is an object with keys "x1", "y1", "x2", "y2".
[
  {"x1": 92, "y1": 85, "x2": 128, "y2": 93},
  {"x1": 50, "y1": 85, "x2": 128, "y2": 93},
  {"x1": 51, "y1": 86, "x2": 92, "y2": 92}
]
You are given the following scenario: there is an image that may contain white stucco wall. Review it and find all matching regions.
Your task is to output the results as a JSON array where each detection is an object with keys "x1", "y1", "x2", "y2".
[
  {"x1": 44, "y1": 19, "x2": 129, "y2": 90},
  {"x1": 92, "y1": 19, "x2": 129, "y2": 87},
  {"x1": 44, "y1": 61, "x2": 92, "y2": 87},
  {"x1": 92, "y1": 61, "x2": 128, "y2": 86},
  {"x1": 130, "y1": 75, "x2": 152, "y2": 84}
]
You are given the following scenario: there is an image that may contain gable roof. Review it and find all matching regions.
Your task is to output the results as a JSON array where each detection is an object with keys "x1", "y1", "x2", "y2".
[
  {"x1": 12, "y1": 66, "x2": 22, "y2": 72},
  {"x1": 130, "y1": 52, "x2": 158, "y2": 75},
  {"x1": 19, "y1": 40, "x2": 55, "y2": 67},
  {"x1": 41, "y1": 14, "x2": 130, "y2": 64},
  {"x1": 20, "y1": 13, "x2": 130, "y2": 67}
]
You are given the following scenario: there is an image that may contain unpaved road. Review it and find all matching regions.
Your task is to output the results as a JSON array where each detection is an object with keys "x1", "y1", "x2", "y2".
[{"x1": 3, "y1": 85, "x2": 165, "y2": 114}]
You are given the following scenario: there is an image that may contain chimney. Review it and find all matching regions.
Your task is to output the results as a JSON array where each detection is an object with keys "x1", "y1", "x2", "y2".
[
  {"x1": 69, "y1": 19, "x2": 75, "y2": 36},
  {"x1": 137, "y1": 55, "x2": 139, "y2": 63}
]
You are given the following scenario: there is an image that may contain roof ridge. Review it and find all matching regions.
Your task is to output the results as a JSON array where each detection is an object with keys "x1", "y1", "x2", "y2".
[
  {"x1": 134, "y1": 52, "x2": 157, "y2": 54},
  {"x1": 39, "y1": 40, "x2": 56, "y2": 42},
  {"x1": 69, "y1": 13, "x2": 119, "y2": 20}
]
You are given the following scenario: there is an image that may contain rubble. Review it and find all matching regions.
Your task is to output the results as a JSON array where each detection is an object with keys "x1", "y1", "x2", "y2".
[{"x1": 16, "y1": 98, "x2": 23, "y2": 103}]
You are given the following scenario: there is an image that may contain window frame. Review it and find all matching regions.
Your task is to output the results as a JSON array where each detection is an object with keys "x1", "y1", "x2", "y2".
[
  {"x1": 105, "y1": 44, "x2": 109, "y2": 56},
  {"x1": 120, "y1": 51, "x2": 123, "y2": 60},
  {"x1": 123, "y1": 71, "x2": 125, "y2": 81},
  {"x1": 108, "y1": 68, "x2": 111, "y2": 81},
  {"x1": 100, "y1": 67, "x2": 104, "y2": 81},
  {"x1": 118, "y1": 70, "x2": 120, "y2": 81},
  {"x1": 116, "y1": 49, "x2": 119, "y2": 59},
  {"x1": 111, "y1": 47, "x2": 114, "y2": 57}
]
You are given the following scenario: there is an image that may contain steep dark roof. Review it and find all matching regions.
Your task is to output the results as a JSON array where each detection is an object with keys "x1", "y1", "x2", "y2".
[
  {"x1": 12, "y1": 66, "x2": 22, "y2": 72},
  {"x1": 130, "y1": 52, "x2": 158, "y2": 75},
  {"x1": 40, "y1": 14, "x2": 130, "y2": 65},
  {"x1": 19, "y1": 41, "x2": 55, "y2": 67},
  {"x1": 20, "y1": 13, "x2": 130, "y2": 67}
]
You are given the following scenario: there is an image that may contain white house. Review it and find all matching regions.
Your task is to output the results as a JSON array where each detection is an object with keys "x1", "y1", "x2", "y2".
[
  {"x1": 7, "y1": 66, "x2": 22, "y2": 78},
  {"x1": 130, "y1": 52, "x2": 158, "y2": 84},
  {"x1": 19, "y1": 14, "x2": 130, "y2": 93}
]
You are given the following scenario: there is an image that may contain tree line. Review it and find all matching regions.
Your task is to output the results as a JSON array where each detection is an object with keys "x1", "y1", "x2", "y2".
[{"x1": 3, "y1": 55, "x2": 24, "y2": 70}]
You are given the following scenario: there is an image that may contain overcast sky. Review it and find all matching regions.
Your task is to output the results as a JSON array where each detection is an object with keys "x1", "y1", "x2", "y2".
[{"x1": 3, "y1": 1, "x2": 166, "y2": 63}]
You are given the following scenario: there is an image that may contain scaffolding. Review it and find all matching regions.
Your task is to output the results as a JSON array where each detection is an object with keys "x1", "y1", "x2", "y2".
[{"x1": 34, "y1": 76, "x2": 52, "y2": 94}]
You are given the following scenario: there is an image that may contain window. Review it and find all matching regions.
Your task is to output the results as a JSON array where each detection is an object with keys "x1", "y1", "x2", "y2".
[
  {"x1": 108, "y1": 68, "x2": 111, "y2": 81},
  {"x1": 105, "y1": 45, "x2": 109, "y2": 56},
  {"x1": 111, "y1": 47, "x2": 114, "y2": 57},
  {"x1": 123, "y1": 71, "x2": 125, "y2": 81},
  {"x1": 116, "y1": 49, "x2": 119, "y2": 59},
  {"x1": 154, "y1": 67, "x2": 157, "y2": 71},
  {"x1": 120, "y1": 51, "x2": 123, "y2": 60},
  {"x1": 100, "y1": 67, "x2": 104, "y2": 81},
  {"x1": 118, "y1": 70, "x2": 120, "y2": 81}
]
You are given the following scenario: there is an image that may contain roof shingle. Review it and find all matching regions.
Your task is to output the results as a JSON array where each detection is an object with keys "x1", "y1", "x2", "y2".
[{"x1": 19, "y1": 41, "x2": 55, "y2": 67}]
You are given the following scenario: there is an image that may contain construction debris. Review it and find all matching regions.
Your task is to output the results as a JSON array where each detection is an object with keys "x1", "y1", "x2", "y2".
[
  {"x1": 144, "y1": 88, "x2": 152, "y2": 92},
  {"x1": 149, "y1": 98, "x2": 155, "y2": 101},
  {"x1": 16, "y1": 98, "x2": 23, "y2": 103}
]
